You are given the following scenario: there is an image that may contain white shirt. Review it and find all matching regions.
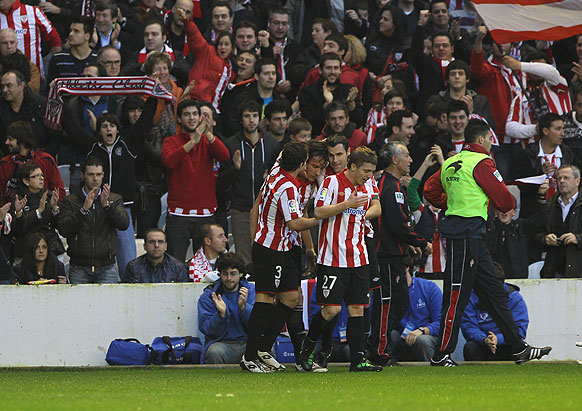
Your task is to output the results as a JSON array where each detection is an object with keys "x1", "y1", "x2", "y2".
[
  {"x1": 558, "y1": 191, "x2": 578, "y2": 222},
  {"x1": 537, "y1": 142, "x2": 562, "y2": 174}
]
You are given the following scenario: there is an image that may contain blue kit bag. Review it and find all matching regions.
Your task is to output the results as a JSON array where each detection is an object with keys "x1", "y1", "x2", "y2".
[
  {"x1": 151, "y1": 336, "x2": 202, "y2": 364},
  {"x1": 105, "y1": 338, "x2": 152, "y2": 365}
]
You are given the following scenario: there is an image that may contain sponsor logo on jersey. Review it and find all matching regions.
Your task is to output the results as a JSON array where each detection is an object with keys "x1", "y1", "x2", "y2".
[
  {"x1": 344, "y1": 208, "x2": 366, "y2": 216},
  {"x1": 318, "y1": 188, "x2": 328, "y2": 201},
  {"x1": 395, "y1": 192, "x2": 404, "y2": 204},
  {"x1": 14, "y1": 29, "x2": 28, "y2": 35}
]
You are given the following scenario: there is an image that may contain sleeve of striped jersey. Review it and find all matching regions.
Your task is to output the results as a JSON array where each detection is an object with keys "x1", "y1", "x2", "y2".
[
  {"x1": 279, "y1": 186, "x2": 302, "y2": 221},
  {"x1": 34, "y1": 7, "x2": 62, "y2": 48},
  {"x1": 369, "y1": 177, "x2": 379, "y2": 199},
  {"x1": 520, "y1": 62, "x2": 562, "y2": 86},
  {"x1": 315, "y1": 177, "x2": 335, "y2": 208}
]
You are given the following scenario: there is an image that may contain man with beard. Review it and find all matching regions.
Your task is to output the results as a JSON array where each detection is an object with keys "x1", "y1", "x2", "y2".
[
  {"x1": 161, "y1": 100, "x2": 230, "y2": 263},
  {"x1": 300, "y1": 53, "x2": 363, "y2": 136},
  {"x1": 222, "y1": 100, "x2": 279, "y2": 266},
  {"x1": 318, "y1": 102, "x2": 367, "y2": 151}
]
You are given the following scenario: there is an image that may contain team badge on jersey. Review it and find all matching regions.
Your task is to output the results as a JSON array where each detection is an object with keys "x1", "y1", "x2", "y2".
[
  {"x1": 288, "y1": 199, "x2": 297, "y2": 213},
  {"x1": 395, "y1": 192, "x2": 404, "y2": 204}
]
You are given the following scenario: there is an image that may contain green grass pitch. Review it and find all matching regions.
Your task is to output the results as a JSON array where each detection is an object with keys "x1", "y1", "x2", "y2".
[{"x1": 1, "y1": 364, "x2": 580, "y2": 410}]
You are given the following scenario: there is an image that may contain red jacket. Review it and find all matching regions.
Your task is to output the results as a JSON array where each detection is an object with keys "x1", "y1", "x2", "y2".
[
  {"x1": 424, "y1": 143, "x2": 516, "y2": 213},
  {"x1": 0, "y1": 150, "x2": 65, "y2": 202},
  {"x1": 470, "y1": 50, "x2": 513, "y2": 140},
  {"x1": 184, "y1": 20, "x2": 234, "y2": 107},
  {"x1": 162, "y1": 132, "x2": 230, "y2": 214}
]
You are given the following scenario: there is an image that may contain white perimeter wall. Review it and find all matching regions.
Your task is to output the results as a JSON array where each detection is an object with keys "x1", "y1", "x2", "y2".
[{"x1": 0, "y1": 279, "x2": 580, "y2": 366}]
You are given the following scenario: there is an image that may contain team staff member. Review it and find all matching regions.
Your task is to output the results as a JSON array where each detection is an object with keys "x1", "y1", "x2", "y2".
[
  {"x1": 241, "y1": 142, "x2": 320, "y2": 373},
  {"x1": 367, "y1": 142, "x2": 432, "y2": 366},
  {"x1": 299, "y1": 147, "x2": 383, "y2": 373},
  {"x1": 424, "y1": 119, "x2": 552, "y2": 366}
]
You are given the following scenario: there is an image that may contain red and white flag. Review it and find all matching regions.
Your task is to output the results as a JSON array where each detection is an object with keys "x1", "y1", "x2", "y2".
[{"x1": 473, "y1": 0, "x2": 582, "y2": 43}]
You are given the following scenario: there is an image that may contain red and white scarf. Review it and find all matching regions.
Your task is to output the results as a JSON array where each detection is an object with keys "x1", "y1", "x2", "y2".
[
  {"x1": 189, "y1": 247, "x2": 218, "y2": 282},
  {"x1": 275, "y1": 38, "x2": 287, "y2": 82},
  {"x1": 44, "y1": 76, "x2": 175, "y2": 131},
  {"x1": 81, "y1": 0, "x2": 94, "y2": 18}
]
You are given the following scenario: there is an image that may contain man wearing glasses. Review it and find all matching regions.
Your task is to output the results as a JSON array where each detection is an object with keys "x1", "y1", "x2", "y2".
[
  {"x1": 96, "y1": 46, "x2": 122, "y2": 77},
  {"x1": 197, "y1": 252, "x2": 255, "y2": 364},
  {"x1": 124, "y1": 228, "x2": 188, "y2": 283}
]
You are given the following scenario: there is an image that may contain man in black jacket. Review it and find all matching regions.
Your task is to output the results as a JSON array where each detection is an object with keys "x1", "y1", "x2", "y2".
[
  {"x1": 222, "y1": 100, "x2": 279, "y2": 265},
  {"x1": 368, "y1": 142, "x2": 431, "y2": 366},
  {"x1": 58, "y1": 157, "x2": 130, "y2": 284}
]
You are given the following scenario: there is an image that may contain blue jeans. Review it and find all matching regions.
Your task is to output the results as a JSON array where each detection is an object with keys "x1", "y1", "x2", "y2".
[
  {"x1": 116, "y1": 208, "x2": 136, "y2": 282},
  {"x1": 69, "y1": 263, "x2": 118, "y2": 284}
]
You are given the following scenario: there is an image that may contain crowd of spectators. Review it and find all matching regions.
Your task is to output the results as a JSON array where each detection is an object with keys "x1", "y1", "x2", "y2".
[{"x1": 0, "y1": 0, "x2": 580, "y2": 361}]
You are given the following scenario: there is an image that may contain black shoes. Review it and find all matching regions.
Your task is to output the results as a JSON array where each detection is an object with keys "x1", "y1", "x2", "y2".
[{"x1": 513, "y1": 344, "x2": 552, "y2": 365}]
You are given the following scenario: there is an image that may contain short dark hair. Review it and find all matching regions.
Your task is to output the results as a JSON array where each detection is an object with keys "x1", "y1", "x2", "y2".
[
  {"x1": 0, "y1": 53, "x2": 31, "y2": 83},
  {"x1": 81, "y1": 157, "x2": 105, "y2": 173},
  {"x1": 445, "y1": 59, "x2": 471, "y2": 82},
  {"x1": 16, "y1": 161, "x2": 42, "y2": 184},
  {"x1": 177, "y1": 99, "x2": 199, "y2": 118},
  {"x1": 264, "y1": 99, "x2": 292, "y2": 120},
  {"x1": 216, "y1": 252, "x2": 246, "y2": 275},
  {"x1": 326, "y1": 134, "x2": 348, "y2": 152},
  {"x1": 308, "y1": 140, "x2": 328, "y2": 161},
  {"x1": 254, "y1": 57, "x2": 276, "y2": 75},
  {"x1": 379, "y1": 142, "x2": 406, "y2": 167},
  {"x1": 212, "y1": 1, "x2": 233, "y2": 16},
  {"x1": 199, "y1": 101, "x2": 218, "y2": 121},
  {"x1": 431, "y1": 31, "x2": 454, "y2": 47},
  {"x1": 525, "y1": 50, "x2": 552, "y2": 64},
  {"x1": 465, "y1": 119, "x2": 491, "y2": 144},
  {"x1": 539, "y1": 112, "x2": 564, "y2": 138},
  {"x1": 96, "y1": 112, "x2": 121, "y2": 134},
  {"x1": 386, "y1": 110, "x2": 413, "y2": 133},
  {"x1": 85, "y1": 63, "x2": 107, "y2": 77},
  {"x1": 71, "y1": 15, "x2": 94, "y2": 35},
  {"x1": 235, "y1": 20, "x2": 257, "y2": 35},
  {"x1": 7, "y1": 121, "x2": 35, "y2": 149},
  {"x1": 237, "y1": 99, "x2": 262, "y2": 121},
  {"x1": 426, "y1": 101, "x2": 448, "y2": 119},
  {"x1": 429, "y1": 0, "x2": 449, "y2": 13},
  {"x1": 312, "y1": 18, "x2": 337, "y2": 34},
  {"x1": 324, "y1": 33, "x2": 349, "y2": 54},
  {"x1": 143, "y1": 18, "x2": 165, "y2": 35},
  {"x1": 383, "y1": 89, "x2": 406, "y2": 108},
  {"x1": 288, "y1": 118, "x2": 312, "y2": 136},
  {"x1": 144, "y1": 228, "x2": 166, "y2": 242},
  {"x1": 268, "y1": 9, "x2": 289, "y2": 20},
  {"x1": 325, "y1": 101, "x2": 349, "y2": 119},
  {"x1": 280, "y1": 142, "x2": 308, "y2": 172},
  {"x1": 348, "y1": 146, "x2": 377, "y2": 168},
  {"x1": 447, "y1": 100, "x2": 469, "y2": 117},
  {"x1": 3, "y1": 69, "x2": 25, "y2": 84},
  {"x1": 121, "y1": 95, "x2": 145, "y2": 126},
  {"x1": 320, "y1": 52, "x2": 342, "y2": 67}
]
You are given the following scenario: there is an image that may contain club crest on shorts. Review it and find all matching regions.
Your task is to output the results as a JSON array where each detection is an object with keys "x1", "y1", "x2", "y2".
[
  {"x1": 275, "y1": 278, "x2": 280, "y2": 288},
  {"x1": 323, "y1": 288, "x2": 330, "y2": 298}
]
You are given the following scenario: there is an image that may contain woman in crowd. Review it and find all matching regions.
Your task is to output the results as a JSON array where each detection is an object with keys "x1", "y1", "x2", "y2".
[
  {"x1": 12, "y1": 162, "x2": 64, "y2": 259},
  {"x1": 14, "y1": 233, "x2": 66, "y2": 284}
]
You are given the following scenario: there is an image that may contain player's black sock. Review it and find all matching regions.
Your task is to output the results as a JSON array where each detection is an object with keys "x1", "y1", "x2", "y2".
[
  {"x1": 347, "y1": 316, "x2": 365, "y2": 367},
  {"x1": 287, "y1": 308, "x2": 306, "y2": 360},
  {"x1": 244, "y1": 302, "x2": 273, "y2": 360},
  {"x1": 306, "y1": 310, "x2": 326, "y2": 343},
  {"x1": 320, "y1": 314, "x2": 338, "y2": 354},
  {"x1": 363, "y1": 306, "x2": 371, "y2": 344},
  {"x1": 259, "y1": 301, "x2": 293, "y2": 352}
]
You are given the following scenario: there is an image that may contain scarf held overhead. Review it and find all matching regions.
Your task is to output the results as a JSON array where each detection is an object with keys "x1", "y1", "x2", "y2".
[{"x1": 43, "y1": 77, "x2": 176, "y2": 131}]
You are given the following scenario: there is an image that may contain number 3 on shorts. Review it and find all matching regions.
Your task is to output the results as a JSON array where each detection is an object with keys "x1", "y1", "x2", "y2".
[{"x1": 274, "y1": 265, "x2": 282, "y2": 288}]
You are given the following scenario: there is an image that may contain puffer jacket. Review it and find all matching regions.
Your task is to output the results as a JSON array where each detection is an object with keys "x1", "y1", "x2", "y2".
[{"x1": 57, "y1": 190, "x2": 129, "y2": 268}]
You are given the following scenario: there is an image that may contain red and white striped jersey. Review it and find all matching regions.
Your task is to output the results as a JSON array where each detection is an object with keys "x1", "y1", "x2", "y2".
[
  {"x1": 289, "y1": 179, "x2": 319, "y2": 247},
  {"x1": 364, "y1": 107, "x2": 387, "y2": 144},
  {"x1": 315, "y1": 170, "x2": 378, "y2": 268},
  {"x1": 254, "y1": 168, "x2": 303, "y2": 252},
  {"x1": 0, "y1": 0, "x2": 61, "y2": 75}
]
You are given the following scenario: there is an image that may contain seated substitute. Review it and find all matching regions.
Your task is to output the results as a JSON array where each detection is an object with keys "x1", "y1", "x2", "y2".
[
  {"x1": 124, "y1": 229, "x2": 188, "y2": 283},
  {"x1": 197, "y1": 252, "x2": 255, "y2": 364},
  {"x1": 461, "y1": 263, "x2": 529, "y2": 361},
  {"x1": 388, "y1": 267, "x2": 442, "y2": 362}
]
